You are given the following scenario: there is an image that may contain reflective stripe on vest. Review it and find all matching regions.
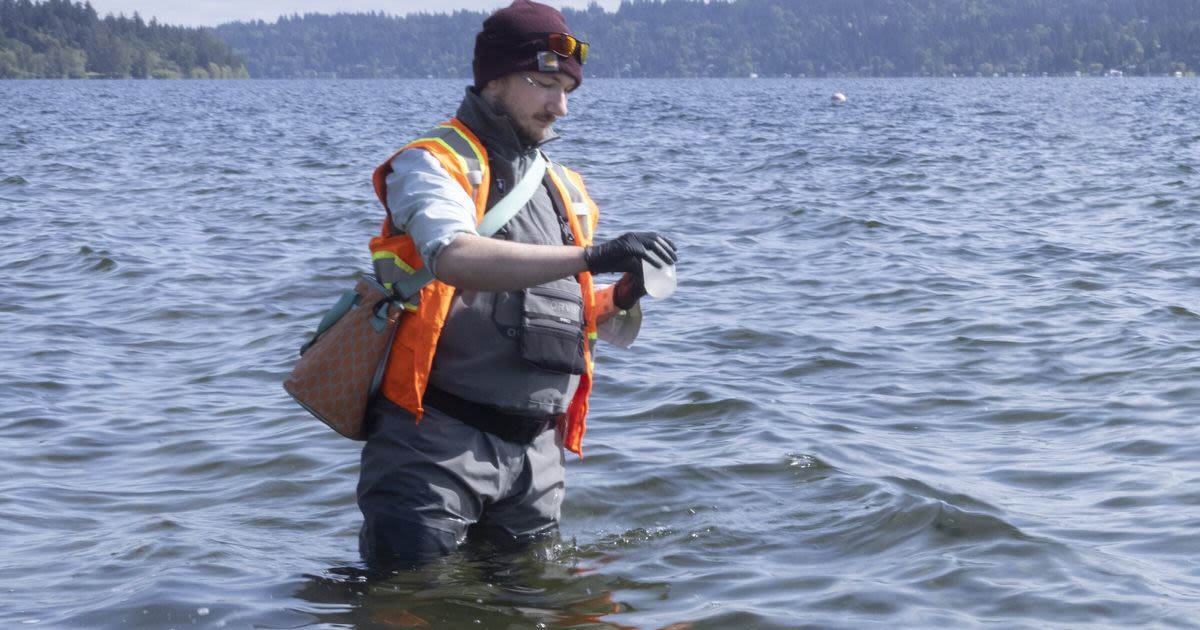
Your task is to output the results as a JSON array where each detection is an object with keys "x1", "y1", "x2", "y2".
[
  {"x1": 548, "y1": 162, "x2": 595, "y2": 244},
  {"x1": 407, "y1": 121, "x2": 487, "y2": 202},
  {"x1": 545, "y1": 164, "x2": 600, "y2": 454},
  {"x1": 371, "y1": 121, "x2": 489, "y2": 297}
]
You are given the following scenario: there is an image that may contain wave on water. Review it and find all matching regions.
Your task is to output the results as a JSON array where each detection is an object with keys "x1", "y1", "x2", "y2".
[{"x1": 2, "y1": 77, "x2": 1199, "y2": 629}]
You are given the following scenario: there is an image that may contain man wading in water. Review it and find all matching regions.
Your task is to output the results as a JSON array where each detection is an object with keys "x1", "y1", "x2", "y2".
[{"x1": 357, "y1": 0, "x2": 677, "y2": 566}]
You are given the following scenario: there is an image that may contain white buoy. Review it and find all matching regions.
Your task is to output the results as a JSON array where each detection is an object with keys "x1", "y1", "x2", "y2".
[{"x1": 832, "y1": 92, "x2": 847, "y2": 104}]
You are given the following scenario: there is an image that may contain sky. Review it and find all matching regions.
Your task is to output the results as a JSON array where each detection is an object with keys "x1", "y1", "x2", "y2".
[{"x1": 86, "y1": 0, "x2": 622, "y2": 27}]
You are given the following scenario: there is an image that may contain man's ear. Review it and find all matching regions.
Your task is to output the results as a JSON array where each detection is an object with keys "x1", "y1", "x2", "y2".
[{"x1": 480, "y1": 76, "x2": 504, "y2": 101}]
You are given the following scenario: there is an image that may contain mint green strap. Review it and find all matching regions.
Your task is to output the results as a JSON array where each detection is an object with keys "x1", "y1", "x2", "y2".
[
  {"x1": 477, "y1": 153, "x2": 546, "y2": 237},
  {"x1": 391, "y1": 153, "x2": 548, "y2": 300}
]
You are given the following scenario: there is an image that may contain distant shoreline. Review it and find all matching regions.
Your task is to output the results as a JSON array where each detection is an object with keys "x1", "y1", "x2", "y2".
[
  {"x1": 8, "y1": 1, "x2": 1197, "y2": 81},
  {"x1": 4, "y1": 73, "x2": 1195, "y2": 81}
]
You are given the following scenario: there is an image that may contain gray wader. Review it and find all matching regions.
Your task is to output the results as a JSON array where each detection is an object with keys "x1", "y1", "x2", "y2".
[{"x1": 357, "y1": 397, "x2": 565, "y2": 566}]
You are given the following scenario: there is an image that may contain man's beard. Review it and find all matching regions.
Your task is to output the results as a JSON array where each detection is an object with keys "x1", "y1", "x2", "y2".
[{"x1": 492, "y1": 99, "x2": 549, "y2": 147}]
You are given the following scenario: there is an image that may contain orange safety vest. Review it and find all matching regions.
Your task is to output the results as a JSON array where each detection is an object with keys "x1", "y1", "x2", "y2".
[{"x1": 369, "y1": 118, "x2": 601, "y2": 455}]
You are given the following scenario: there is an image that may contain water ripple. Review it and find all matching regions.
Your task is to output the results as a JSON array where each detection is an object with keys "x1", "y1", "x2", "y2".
[{"x1": 2, "y1": 77, "x2": 1200, "y2": 629}]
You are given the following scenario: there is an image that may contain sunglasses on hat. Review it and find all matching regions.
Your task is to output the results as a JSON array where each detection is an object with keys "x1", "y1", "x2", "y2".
[{"x1": 541, "y1": 32, "x2": 589, "y2": 64}]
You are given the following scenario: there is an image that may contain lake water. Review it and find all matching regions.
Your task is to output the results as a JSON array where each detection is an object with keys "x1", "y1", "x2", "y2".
[{"x1": 2, "y1": 77, "x2": 1199, "y2": 629}]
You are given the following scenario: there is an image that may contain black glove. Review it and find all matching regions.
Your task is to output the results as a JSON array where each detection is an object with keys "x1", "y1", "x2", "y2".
[
  {"x1": 583, "y1": 232, "x2": 677, "y2": 275},
  {"x1": 612, "y1": 272, "x2": 645, "y2": 310}
]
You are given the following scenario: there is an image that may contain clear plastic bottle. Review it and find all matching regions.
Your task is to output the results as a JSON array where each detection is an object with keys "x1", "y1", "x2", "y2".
[{"x1": 641, "y1": 258, "x2": 677, "y2": 299}]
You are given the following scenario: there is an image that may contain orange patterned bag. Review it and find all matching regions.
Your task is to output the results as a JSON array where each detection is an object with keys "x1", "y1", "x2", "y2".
[{"x1": 283, "y1": 275, "x2": 400, "y2": 440}]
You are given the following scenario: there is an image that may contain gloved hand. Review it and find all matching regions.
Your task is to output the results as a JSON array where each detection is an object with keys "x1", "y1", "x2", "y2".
[
  {"x1": 583, "y1": 232, "x2": 677, "y2": 275},
  {"x1": 612, "y1": 272, "x2": 645, "y2": 310}
]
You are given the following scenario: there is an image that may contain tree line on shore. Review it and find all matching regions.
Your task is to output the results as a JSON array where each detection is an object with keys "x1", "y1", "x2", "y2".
[
  {"x1": 4, "y1": 0, "x2": 1199, "y2": 79},
  {"x1": 0, "y1": 0, "x2": 245, "y2": 78},
  {"x1": 217, "y1": 0, "x2": 1199, "y2": 79}
]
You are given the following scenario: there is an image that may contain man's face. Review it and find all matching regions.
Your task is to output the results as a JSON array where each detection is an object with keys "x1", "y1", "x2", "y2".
[{"x1": 487, "y1": 71, "x2": 576, "y2": 145}]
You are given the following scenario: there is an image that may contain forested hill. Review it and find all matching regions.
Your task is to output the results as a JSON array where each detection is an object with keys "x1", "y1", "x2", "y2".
[
  {"x1": 216, "y1": 0, "x2": 1200, "y2": 79},
  {"x1": 5, "y1": 0, "x2": 1198, "y2": 80},
  {"x1": 0, "y1": 0, "x2": 246, "y2": 78}
]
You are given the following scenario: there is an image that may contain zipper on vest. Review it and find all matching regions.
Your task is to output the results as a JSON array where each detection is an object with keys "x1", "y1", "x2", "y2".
[{"x1": 556, "y1": 208, "x2": 575, "y2": 245}]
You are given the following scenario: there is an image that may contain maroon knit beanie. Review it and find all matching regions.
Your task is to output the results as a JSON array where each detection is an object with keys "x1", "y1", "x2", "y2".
[{"x1": 473, "y1": 0, "x2": 584, "y2": 90}]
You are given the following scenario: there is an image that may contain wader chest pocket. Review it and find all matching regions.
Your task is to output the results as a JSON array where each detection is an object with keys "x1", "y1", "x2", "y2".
[{"x1": 520, "y1": 285, "x2": 586, "y2": 375}]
